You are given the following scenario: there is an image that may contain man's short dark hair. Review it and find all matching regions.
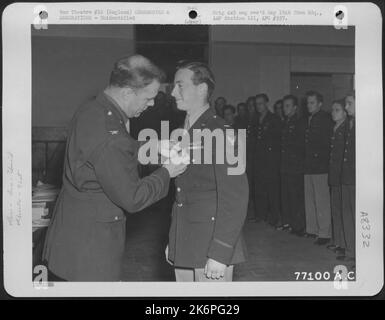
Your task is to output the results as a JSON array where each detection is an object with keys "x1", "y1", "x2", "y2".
[
  {"x1": 109, "y1": 55, "x2": 165, "y2": 89},
  {"x1": 332, "y1": 99, "x2": 346, "y2": 108},
  {"x1": 177, "y1": 61, "x2": 216, "y2": 98},
  {"x1": 223, "y1": 104, "x2": 236, "y2": 114},
  {"x1": 283, "y1": 94, "x2": 298, "y2": 106},
  {"x1": 306, "y1": 90, "x2": 323, "y2": 103},
  {"x1": 246, "y1": 96, "x2": 256, "y2": 104},
  {"x1": 255, "y1": 93, "x2": 269, "y2": 103},
  {"x1": 346, "y1": 90, "x2": 355, "y2": 99},
  {"x1": 215, "y1": 96, "x2": 226, "y2": 103}
]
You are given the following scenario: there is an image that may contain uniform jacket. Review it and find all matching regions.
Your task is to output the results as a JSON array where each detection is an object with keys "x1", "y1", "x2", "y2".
[
  {"x1": 254, "y1": 111, "x2": 282, "y2": 177},
  {"x1": 235, "y1": 115, "x2": 256, "y2": 172},
  {"x1": 304, "y1": 110, "x2": 334, "y2": 174},
  {"x1": 168, "y1": 108, "x2": 249, "y2": 268},
  {"x1": 328, "y1": 120, "x2": 347, "y2": 186},
  {"x1": 341, "y1": 118, "x2": 355, "y2": 185},
  {"x1": 280, "y1": 114, "x2": 306, "y2": 174},
  {"x1": 43, "y1": 92, "x2": 170, "y2": 281}
]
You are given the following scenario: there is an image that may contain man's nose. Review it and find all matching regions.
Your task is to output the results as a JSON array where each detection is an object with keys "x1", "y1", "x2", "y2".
[{"x1": 171, "y1": 87, "x2": 177, "y2": 98}]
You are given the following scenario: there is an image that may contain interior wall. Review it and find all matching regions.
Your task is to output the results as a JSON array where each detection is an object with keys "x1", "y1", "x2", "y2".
[
  {"x1": 209, "y1": 26, "x2": 355, "y2": 110},
  {"x1": 32, "y1": 27, "x2": 134, "y2": 127}
]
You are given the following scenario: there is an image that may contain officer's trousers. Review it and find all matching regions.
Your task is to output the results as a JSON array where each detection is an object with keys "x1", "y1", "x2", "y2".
[
  {"x1": 341, "y1": 185, "x2": 355, "y2": 258},
  {"x1": 281, "y1": 172, "x2": 305, "y2": 232},
  {"x1": 254, "y1": 173, "x2": 280, "y2": 226},
  {"x1": 304, "y1": 174, "x2": 331, "y2": 238},
  {"x1": 330, "y1": 186, "x2": 346, "y2": 248},
  {"x1": 174, "y1": 266, "x2": 234, "y2": 282}
]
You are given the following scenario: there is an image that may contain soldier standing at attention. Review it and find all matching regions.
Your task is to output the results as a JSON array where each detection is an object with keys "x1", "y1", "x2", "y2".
[
  {"x1": 245, "y1": 97, "x2": 258, "y2": 220},
  {"x1": 43, "y1": 55, "x2": 187, "y2": 281},
  {"x1": 254, "y1": 93, "x2": 282, "y2": 227},
  {"x1": 327, "y1": 100, "x2": 348, "y2": 257},
  {"x1": 304, "y1": 91, "x2": 334, "y2": 245},
  {"x1": 337, "y1": 92, "x2": 356, "y2": 266},
  {"x1": 280, "y1": 95, "x2": 306, "y2": 235},
  {"x1": 166, "y1": 62, "x2": 249, "y2": 282}
]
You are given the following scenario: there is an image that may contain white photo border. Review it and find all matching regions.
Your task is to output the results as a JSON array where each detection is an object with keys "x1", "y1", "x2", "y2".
[{"x1": 2, "y1": 2, "x2": 383, "y2": 297}]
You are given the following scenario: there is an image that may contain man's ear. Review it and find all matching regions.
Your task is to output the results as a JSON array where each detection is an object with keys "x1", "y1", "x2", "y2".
[
  {"x1": 197, "y1": 82, "x2": 208, "y2": 97},
  {"x1": 121, "y1": 87, "x2": 134, "y2": 100}
]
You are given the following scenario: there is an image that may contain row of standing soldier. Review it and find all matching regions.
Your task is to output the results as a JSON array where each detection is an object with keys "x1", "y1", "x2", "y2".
[{"x1": 215, "y1": 91, "x2": 356, "y2": 265}]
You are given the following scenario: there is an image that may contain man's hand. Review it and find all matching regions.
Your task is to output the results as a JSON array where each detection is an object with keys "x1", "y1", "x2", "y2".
[
  {"x1": 204, "y1": 258, "x2": 227, "y2": 280},
  {"x1": 158, "y1": 139, "x2": 180, "y2": 159},
  {"x1": 163, "y1": 161, "x2": 188, "y2": 178},
  {"x1": 165, "y1": 245, "x2": 173, "y2": 265}
]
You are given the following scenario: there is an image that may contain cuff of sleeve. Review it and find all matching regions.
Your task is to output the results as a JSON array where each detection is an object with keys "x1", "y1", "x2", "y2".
[
  {"x1": 155, "y1": 167, "x2": 171, "y2": 197},
  {"x1": 207, "y1": 238, "x2": 234, "y2": 265}
]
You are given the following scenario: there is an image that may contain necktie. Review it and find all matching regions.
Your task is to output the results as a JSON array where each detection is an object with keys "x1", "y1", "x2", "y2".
[
  {"x1": 125, "y1": 120, "x2": 130, "y2": 133},
  {"x1": 184, "y1": 114, "x2": 190, "y2": 131}
]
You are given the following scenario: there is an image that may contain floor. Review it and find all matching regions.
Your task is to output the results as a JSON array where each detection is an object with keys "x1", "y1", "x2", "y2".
[{"x1": 122, "y1": 199, "x2": 353, "y2": 281}]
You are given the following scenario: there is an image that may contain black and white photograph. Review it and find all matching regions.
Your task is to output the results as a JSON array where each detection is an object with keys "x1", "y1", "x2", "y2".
[{"x1": 2, "y1": 2, "x2": 383, "y2": 297}]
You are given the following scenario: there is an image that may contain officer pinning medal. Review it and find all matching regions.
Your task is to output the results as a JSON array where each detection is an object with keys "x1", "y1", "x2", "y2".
[{"x1": 43, "y1": 56, "x2": 247, "y2": 282}]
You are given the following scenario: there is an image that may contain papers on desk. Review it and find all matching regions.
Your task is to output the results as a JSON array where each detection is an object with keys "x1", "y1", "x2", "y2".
[
  {"x1": 32, "y1": 181, "x2": 59, "y2": 228},
  {"x1": 32, "y1": 181, "x2": 60, "y2": 203}
]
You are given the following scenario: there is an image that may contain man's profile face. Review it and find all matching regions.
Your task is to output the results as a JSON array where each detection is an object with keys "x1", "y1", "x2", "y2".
[
  {"x1": 247, "y1": 100, "x2": 256, "y2": 115},
  {"x1": 283, "y1": 99, "x2": 296, "y2": 117},
  {"x1": 255, "y1": 97, "x2": 268, "y2": 114},
  {"x1": 215, "y1": 98, "x2": 226, "y2": 117},
  {"x1": 223, "y1": 109, "x2": 235, "y2": 125},
  {"x1": 274, "y1": 102, "x2": 283, "y2": 117},
  {"x1": 171, "y1": 68, "x2": 201, "y2": 111},
  {"x1": 306, "y1": 95, "x2": 321, "y2": 115},
  {"x1": 331, "y1": 103, "x2": 347, "y2": 122},
  {"x1": 125, "y1": 80, "x2": 160, "y2": 118},
  {"x1": 238, "y1": 105, "x2": 247, "y2": 117},
  {"x1": 345, "y1": 96, "x2": 355, "y2": 117}
]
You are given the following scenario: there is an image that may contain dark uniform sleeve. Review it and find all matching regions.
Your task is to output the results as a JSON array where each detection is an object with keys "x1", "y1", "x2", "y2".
[
  {"x1": 91, "y1": 135, "x2": 170, "y2": 213},
  {"x1": 207, "y1": 127, "x2": 249, "y2": 265}
]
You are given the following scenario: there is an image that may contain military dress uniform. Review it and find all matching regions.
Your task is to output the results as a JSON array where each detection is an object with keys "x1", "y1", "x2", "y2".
[
  {"x1": 167, "y1": 108, "x2": 248, "y2": 281},
  {"x1": 341, "y1": 118, "x2": 355, "y2": 259},
  {"x1": 43, "y1": 92, "x2": 170, "y2": 281},
  {"x1": 254, "y1": 111, "x2": 282, "y2": 225},
  {"x1": 328, "y1": 120, "x2": 348, "y2": 249},
  {"x1": 280, "y1": 114, "x2": 306, "y2": 233},
  {"x1": 234, "y1": 115, "x2": 257, "y2": 217},
  {"x1": 304, "y1": 110, "x2": 334, "y2": 238}
]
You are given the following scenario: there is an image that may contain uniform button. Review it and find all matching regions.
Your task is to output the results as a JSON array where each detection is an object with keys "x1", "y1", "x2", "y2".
[
  {"x1": 114, "y1": 216, "x2": 119, "y2": 220},
  {"x1": 344, "y1": 158, "x2": 347, "y2": 162},
  {"x1": 211, "y1": 217, "x2": 215, "y2": 221},
  {"x1": 177, "y1": 203, "x2": 183, "y2": 207},
  {"x1": 177, "y1": 187, "x2": 181, "y2": 192},
  {"x1": 108, "y1": 111, "x2": 112, "y2": 116}
]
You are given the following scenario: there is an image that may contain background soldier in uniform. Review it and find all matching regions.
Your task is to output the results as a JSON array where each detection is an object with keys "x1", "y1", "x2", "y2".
[
  {"x1": 338, "y1": 92, "x2": 356, "y2": 266},
  {"x1": 328, "y1": 100, "x2": 348, "y2": 257},
  {"x1": 304, "y1": 91, "x2": 334, "y2": 244},
  {"x1": 254, "y1": 93, "x2": 282, "y2": 227},
  {"x1": 43, "y1": 55, "x2": 187, "y2": 281},
  {"x1": 166, "y1": 62, "x2": 249, "y2": 282},
  {"x1": 280, "y1": 95, "x2": 306, "y2": 235}
]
